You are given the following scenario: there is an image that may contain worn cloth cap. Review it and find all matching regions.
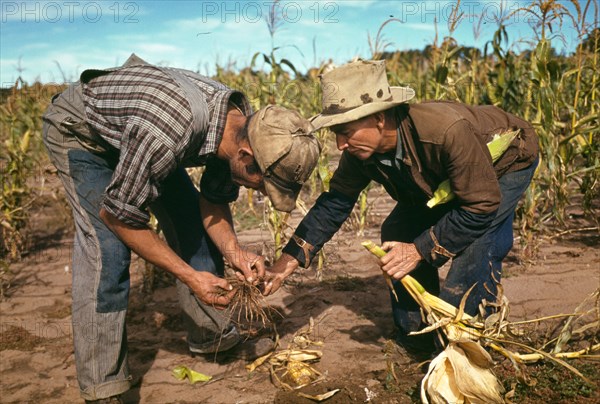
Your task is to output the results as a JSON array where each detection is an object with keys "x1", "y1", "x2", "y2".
[
  {"x1": 248, "y1": 105, "x2": 321, "y2": 212},
  {"x1": 311, "y1": 59, "x2": 415, "y2": 129}
]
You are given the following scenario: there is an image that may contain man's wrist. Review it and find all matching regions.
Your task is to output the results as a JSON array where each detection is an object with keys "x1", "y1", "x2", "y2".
[
  {"x1": 221, "y1": 241, "x2": 242, "y2": 262},
  {"x1": 277, "y1": 253, "x2": 299, "y2": 276}
]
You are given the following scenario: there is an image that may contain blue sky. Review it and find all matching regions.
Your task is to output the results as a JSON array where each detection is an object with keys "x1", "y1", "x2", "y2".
[{"x1": 1, "y1": 0, "x2": 595, "y2": 85}]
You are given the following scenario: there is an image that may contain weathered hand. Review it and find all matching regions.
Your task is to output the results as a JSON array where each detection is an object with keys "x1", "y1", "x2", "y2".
[
  {"x1": 187, "y1": 271, "x2": 235, "y2": 310},
  {"x1": 380, "y1": 241, "x2": 422, "y2": 280},
  {"x1": 225, "y1": 247, "x2": 266, "y2": 284},
  {"x1": 262, "y1": 253, "x2": 299, "y2": 296}
]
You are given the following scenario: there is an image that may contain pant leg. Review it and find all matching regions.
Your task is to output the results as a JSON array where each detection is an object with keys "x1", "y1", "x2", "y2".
[
  {"x1": 440, "y1": 160, "x2": 539, "y2": 315},
  {"x1": 381, "y1": 203, "x2": 449, "y2": 350},
  {"x1": 150, "y1": 169, "x2": 232, "y2": 347},
  {"x1": 43, "y1": 114, "x2": 131, "y2": 400}
]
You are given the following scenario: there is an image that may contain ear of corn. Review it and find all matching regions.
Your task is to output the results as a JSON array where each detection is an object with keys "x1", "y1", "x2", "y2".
[
  {"x1": 427, "y1": 130, "x2": 520, "y2": 208},
  {"x1": 422, "y1": 341, "x2": 504, "y2": 404},
  {"x1": 284, "y1": 360, "x2": 321, "y2": 387},
  {"x1": 361, "y1": 240, "x2": 399, "y2": 302}
]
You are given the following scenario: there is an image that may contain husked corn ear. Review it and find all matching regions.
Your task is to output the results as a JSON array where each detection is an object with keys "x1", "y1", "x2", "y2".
[
  {"x1": 361, "y1": 241, "x2": 399, "y2": 302},
  {"x1": 427, "y1": 130, "x2": 520, "y2": 208},
  {"x1": 285, "y1": 360, "x2": 320, "y2": 386}
]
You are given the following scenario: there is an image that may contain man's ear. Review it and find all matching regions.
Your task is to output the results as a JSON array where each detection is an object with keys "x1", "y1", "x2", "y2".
[
  {"x1": 375, "y1": 112, "x2": 385, "y2": 128},
  {"x1": 238, "y1": 146, "x2": 254, "y2": 160}
]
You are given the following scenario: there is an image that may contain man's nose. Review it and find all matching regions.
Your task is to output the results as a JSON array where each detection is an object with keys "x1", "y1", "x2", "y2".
[{"x1": 336, "y1": 135, "x2": 348, "y2": 151}]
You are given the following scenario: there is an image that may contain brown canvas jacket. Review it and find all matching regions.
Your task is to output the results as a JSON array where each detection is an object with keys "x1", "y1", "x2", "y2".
[{"x1": 330, "y1": 101, "x2": 539, "y2": 215}]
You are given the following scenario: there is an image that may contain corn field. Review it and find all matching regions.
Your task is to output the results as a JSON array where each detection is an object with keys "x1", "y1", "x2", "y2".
[{"x1": 1, "y1": 0, "x2": 598, "y2": 294}]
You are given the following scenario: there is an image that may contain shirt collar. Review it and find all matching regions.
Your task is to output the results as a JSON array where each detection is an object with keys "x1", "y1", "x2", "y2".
[{"x1": 198, "y1": 90, "x2": 252, "y2": 158}]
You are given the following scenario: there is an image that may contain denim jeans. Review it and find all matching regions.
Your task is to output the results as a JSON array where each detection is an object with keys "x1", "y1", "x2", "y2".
[
  {"x1": 381, "y1": 160, "x2": 538, "y2": 350},
  {"x1": 42, "y1": 84, "x2": 231, "y2": 400}
]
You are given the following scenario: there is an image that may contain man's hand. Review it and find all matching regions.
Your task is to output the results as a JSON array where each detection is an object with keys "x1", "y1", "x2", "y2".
[
  {"x1": 380, "y1": 241, "x2": 422, "y2": 280},
  {"x1": 262, "y1": 253, "x2": 299, "y2": 296},
  {"x1": 225, "y1": 247, "x2": 266, "y2": 284},
  {"x1": 185, "y1": 271, "x2": 236, "y2": 310}
]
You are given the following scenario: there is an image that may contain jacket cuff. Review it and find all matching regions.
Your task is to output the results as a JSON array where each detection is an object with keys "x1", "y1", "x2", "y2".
[
  {"x1": 282, "y1": 234, "x2": 315, "y2": 268},
  {"x1": 414, "y1": 226, "x2": 456, "y2": 268}
]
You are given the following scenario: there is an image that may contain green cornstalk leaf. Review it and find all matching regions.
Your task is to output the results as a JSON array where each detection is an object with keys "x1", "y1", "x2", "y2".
[{"x1": 172, "y1": 365, "x2": 212, "y2": 384}]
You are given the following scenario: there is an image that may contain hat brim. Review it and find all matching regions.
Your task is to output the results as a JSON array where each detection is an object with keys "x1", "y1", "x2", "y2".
[
  {"x1": 310, "y1": 86, "x2": 415, "y2": 130},
  {"x1": 263, "y1": 178, "x2": 299, "y2": 213}
]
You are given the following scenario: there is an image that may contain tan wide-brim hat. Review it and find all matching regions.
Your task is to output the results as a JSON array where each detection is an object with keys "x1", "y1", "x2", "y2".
[
  {"x1": 311, "y1": 59, "x2": 415, "y2": 129},
  {"x1": 248, "y1": 105, "x2": 321, "y2": 212}
]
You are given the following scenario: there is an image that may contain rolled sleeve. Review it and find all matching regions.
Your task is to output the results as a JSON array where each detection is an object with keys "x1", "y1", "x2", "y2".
[{"x1": 102, "y1": 197, "x2": 151, "y2": 227}]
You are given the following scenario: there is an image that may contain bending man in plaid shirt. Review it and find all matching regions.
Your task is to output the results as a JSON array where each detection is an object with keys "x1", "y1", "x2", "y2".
[{"x1": 42, "y1": 54, "x2": 320, "y2": 403}]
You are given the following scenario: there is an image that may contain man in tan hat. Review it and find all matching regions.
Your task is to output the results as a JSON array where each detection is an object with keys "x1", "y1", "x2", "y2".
[
  {"x1": 43, "y1": 54, "x2": 320, "y2": 403},
  {"x1": 264, "y1": 59, "x2": 539, "y2": 358}
]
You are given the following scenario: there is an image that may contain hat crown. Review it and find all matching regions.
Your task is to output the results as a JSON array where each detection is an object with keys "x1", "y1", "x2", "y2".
[
  {"x1": 321, "y1": 60, "x2": 393, "y2": 114},
  {"x1": 310, "y1": 59, "x2": 415, "y2": 129},
  {"x1": 248, "y1": 105, "x2": 320, "y2": 211},
  {"x1": 249, "y1": 105, "x2": 316, "y2": 170}
]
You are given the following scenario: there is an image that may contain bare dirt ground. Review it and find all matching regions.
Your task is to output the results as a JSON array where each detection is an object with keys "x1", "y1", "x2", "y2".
[{"x1": 1, "y1": 182, "x2": 599, "y2": 404}]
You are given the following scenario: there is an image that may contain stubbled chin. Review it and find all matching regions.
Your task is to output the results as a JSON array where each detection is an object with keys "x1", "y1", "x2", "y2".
[{"x1": 350, "y1": 150, "x2": 372, "y2": 160}]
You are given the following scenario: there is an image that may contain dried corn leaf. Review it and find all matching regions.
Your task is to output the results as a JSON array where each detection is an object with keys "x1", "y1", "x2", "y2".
[
  {"x1": 297, "y1": 389, "x2": 340, "y2": 401},
  {"x1": 246, "y1": 351, "x2": 275, "y2": 372},
  {"x1": 455, "y1": 340, "x2": 494, "y2": 369},
  {"x1": 272, "y1": 349, "x2": 322, "y2": 363}
]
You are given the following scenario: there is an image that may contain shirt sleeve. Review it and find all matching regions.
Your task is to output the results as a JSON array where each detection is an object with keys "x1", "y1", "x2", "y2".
[
  {"x1": 329, "y1": 151, "x2": 373, "y2": 200},
  {"x1": 282, "y1": 189, "x2": 357, "y2": 267},
  {"x1": 102, "y1": 123, "x2": 179, "y2": 228},
  {"x1": 282, "y1": 151, "x2": 370, "y2": 267}
]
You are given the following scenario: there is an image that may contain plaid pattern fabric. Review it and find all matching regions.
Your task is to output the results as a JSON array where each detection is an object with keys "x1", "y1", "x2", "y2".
[{"x1": 81, "y1": 65, "x2": 251, "y2": 227}]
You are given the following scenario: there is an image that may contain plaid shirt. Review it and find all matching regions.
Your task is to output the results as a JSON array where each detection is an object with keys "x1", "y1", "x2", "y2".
[{"x1": 81, "y1": 65, "x2": 251, "y2": 227}]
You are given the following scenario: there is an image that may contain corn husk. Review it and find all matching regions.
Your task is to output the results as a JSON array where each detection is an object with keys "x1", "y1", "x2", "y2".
[
  {"x1": 297, "y1": 389, "x2": 340, "y2": 401},
  {"x1": 427, "y1": 130, "x2": 519, "y2": 208},
  {"x1": 422, "y1": 349, "x2": 464, "y2": 404},
  {"x1": 422, "y1": 341, "x2": 504, "y2": 404}
]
